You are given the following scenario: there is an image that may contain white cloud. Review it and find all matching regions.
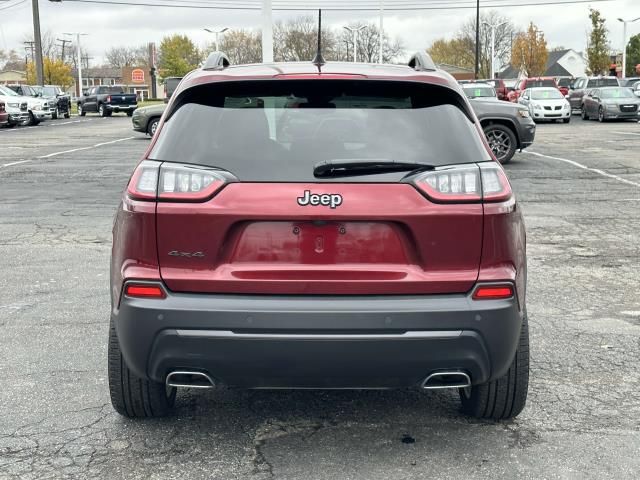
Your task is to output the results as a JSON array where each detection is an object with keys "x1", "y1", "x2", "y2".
[{"x1": 1, "y1": 0, "x2": 638, "y2": 65}]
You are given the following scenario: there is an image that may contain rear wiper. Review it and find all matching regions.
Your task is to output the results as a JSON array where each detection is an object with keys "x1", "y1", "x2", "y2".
[{"x1": 313, "y1": 158, "x2": 435, "y2": 178}]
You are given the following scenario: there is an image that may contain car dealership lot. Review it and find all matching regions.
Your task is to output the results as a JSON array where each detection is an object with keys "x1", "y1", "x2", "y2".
[{"x1": 1, "y1": 117, "x2": 639, "y2": 479}]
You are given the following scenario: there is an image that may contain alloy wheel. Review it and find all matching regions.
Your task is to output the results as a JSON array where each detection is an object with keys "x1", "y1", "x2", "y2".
[{"x1": 485, "y1": 129, "x2": 511, "y2": 162}]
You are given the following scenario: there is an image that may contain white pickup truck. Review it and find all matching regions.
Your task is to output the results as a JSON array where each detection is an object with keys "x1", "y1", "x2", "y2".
[{"x1": 0, "y1": 84, "x2": 51, "y2": 126}]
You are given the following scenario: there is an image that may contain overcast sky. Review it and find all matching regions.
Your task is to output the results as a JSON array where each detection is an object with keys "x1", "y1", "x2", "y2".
[{"x1": 0, "y1": 0, "x2": 638, "y2": 65}]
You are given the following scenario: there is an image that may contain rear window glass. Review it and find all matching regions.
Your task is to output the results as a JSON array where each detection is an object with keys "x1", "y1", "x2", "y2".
[
  {"x1": 150, "y1": 80, "x2": 489, "y2": 182},
  {"x1": 525, "y1": 79, "x2": 556, "y2": 88},
  {"x1": 587, "y1": 78, "x2": 619, "y2": 88},
  {"x1": 557, "y1": 78, "x2": 572, "y2": 87},
  {"x1": 100, "y1": 86, "x2": 125, "y2": 94},
  {"x1": 463, "y1": 86, "x2": 496, "y2": 98},
  {"x1": 531, "y1": 89, "x2": 563, "y2": 100}
]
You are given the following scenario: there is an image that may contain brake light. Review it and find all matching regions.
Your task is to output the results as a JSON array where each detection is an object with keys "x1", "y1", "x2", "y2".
[
  {"x1": 413, "y1": 162, "x2": 511, "y2": 203},
  {"x1": 472, "y1": 284, "x2": 514, "y2": 300},
  {"x1": 125, "y1": 284, "x2": 166, "y2": 299},
  {"x1": 127, "y1": 160, "x2": 226, "y2": 201},
  {"x1": 106, "y1": 95, "x2": 111, "y2": 103}
]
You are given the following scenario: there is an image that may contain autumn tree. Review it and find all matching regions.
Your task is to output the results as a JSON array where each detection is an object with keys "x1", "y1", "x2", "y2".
[
  {"x1": 511, "y1": 23, "x2": 548, "y2": 76},
  {"x1": 586, "y1": 8, "x2": 610, "y2": 75},
  {"x1": 26, "y1": 58, "x2": 73, "y2": 88},
  {"x1": 335, "y1": 22, "x2": 404, "y2": 63},
  {"x1": 210, "y1": 30, "x2": 262, "y2": 64},
  {"x1": 427, "y1": 11, "x2": 515, "y2": 77},
  {"x1": 158, "y1": 35, "x2": 201, "y2": 78},
  {"x1": 105, "y1": 45, "x2": 149, "y2": 68},
  {"x1": 625, "y1": 33, "x2": 640, "y2": 77}
]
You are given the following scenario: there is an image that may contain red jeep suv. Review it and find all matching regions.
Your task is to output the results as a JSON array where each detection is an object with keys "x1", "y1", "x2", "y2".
[{"x1": 109, "y1": 52, "x2": 529, "y2": 420}]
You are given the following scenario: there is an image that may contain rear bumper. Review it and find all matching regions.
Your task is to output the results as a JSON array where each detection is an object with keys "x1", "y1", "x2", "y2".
[
  {"x1": 106, "y1": 104, "x2": 137, "y2": 112},
  {"x1": 113, "y1": 287, "x2": 523, "y2": 389}
]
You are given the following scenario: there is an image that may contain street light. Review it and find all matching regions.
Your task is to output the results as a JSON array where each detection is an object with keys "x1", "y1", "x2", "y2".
[
  {"x1": 204, "y1": 27, "x2": 229, "y2": 52},
  {"x1": 343, "y1": 25, "x2": 366, "y2": 63},
  {"x1": 64, "y1": 32, "x2": 87, "y2": 98},
  {"x1": 617, "y1": 17, "x2": 640, "y2": 79},
  {"x1": 482, "y1": 21, "x2": 508, "y2": 79}
]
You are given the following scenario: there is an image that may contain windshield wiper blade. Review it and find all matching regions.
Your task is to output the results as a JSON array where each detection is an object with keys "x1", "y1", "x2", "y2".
[{"x1": 313, "y1": 158, "x2": 435, "y2": 178}]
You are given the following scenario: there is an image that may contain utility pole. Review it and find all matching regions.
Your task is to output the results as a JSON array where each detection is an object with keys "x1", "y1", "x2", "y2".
[
  {"x1": 344, "y1": 25, "x2": 366, "y2": 63},
  {"x1": 378, "y1": 0, "x2": 384, "y2": 63},
  {"x1": 483, "y1": 21, "x2": 508, "y2": 79},
  {"x1": 31, "y1": 0, "x2": 45, "y2": 85},
  {"x1": 64, "y1": 32, "x2": 87, "y2": 97},
  {"x1": 262, "y1": 0, "x2": 273, "y2": 62},
  {"x1": 618, "y1": 17, "x2": 640, "y2": 79},
  {"x1": 57, "y1": 38, "x2": 72, "y2": 62},
  {"x1": 474, "y1": 0, "x2": 480, "y2": 79}
]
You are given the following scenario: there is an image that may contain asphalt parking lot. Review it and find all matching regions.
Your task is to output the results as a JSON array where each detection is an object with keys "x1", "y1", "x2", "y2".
[{"x1": 1, "y1": 115, "x2": 639, "y2": 479}]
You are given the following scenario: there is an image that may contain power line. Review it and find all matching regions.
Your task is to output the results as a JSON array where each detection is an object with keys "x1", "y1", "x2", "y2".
[
  {"x1": 0, "y1": 0, "x2": 28, "y2": 11},
  {"x1": 59, "y1": 0, "x2": 617, "y2": 9}
]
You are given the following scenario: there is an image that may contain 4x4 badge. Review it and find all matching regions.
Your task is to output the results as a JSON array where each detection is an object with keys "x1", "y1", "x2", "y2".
[{"x1": 297, "y1": 190, "x2": 343, "y2": 209}]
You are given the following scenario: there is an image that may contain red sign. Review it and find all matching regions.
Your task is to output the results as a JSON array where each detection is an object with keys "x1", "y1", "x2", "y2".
[{"x1": 131, "y1": 69, "x2": 145, "y2": 83}]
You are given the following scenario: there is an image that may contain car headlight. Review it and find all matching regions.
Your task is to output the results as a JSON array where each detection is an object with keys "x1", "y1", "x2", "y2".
[
  {"x1": 517, "y1": 109, "x2": 530, "y2": 118},
  {"x1": 563, "y1": 102, "x2": 570, "y2": 109},
  {"x1": 7, "y1": 102, "x2": 19, "y2": 108},
  {"x1": 532, "y1": 103, "x2": 542, "y2": 110}
]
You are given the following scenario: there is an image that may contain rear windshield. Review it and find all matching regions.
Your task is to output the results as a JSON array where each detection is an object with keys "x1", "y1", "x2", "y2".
[
  {"x1": 525, "y1": 79, "x2": 556, "y2": 88},
  {"x1": 150, "y1": 80, "x2": 489, "y2": 182},
  {"x1": 599, "y1": 88, "x2": 635, "y2": 99},
  {"x1": 557, "y1": 78, "x2": 572, "y2": 87},
  {"x1": 463, "y1": 86, "x2": 496, "y2": 98},
  {"x1": 587, "y1": 78, "x2": 619, "y2": 88},
  {"x1": 100, "y1": 86, "x2": 126, "y2": 94}
]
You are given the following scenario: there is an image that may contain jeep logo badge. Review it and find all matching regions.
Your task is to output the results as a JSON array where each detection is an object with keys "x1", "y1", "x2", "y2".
[{"x1": 297, "y1": 190, "x2": 343, "y2": 209}]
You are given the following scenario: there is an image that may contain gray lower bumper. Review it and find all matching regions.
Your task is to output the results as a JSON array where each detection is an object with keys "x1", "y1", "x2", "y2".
[{"x1": 113, "y1": 289, "x2": 523, "y2": 389}]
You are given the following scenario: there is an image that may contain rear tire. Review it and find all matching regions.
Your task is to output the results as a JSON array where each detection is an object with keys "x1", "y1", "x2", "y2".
[
  {"x1": 483, "y1": 123, "x2": 517, "y2": 165},
  {"x1": 78, "y1": 104, "x2": 86, "y2": 117},
  {"x1": 598, "y1": 107, "x2": 605, "y2": 123},
  {"x1": 98, "y1": 104, "x2": 107, "y2": 118},
  {"x1": 147, "y1": 117, "x2": 160, "y2": 136},
  {"x1": 581, "y1": 106, "x2": 588, "y2": 120},
  {"x1": 108, "y1": 318, "x2": 176, "y2": 418},
  {"x1": 459, "y1": 313, "x2": 529, "y2": 420}
]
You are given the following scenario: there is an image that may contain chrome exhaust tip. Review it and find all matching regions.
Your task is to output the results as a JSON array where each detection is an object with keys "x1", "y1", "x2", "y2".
[
  {"x1": 422, "y1": 371, "x2": 471, "y2": 390},
  {"x1": 166, "y1": 371, "x2": 215, "y2": 389}
]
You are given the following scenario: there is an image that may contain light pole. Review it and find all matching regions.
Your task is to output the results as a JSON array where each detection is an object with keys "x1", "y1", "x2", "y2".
[
  {"x1": 204, "y1": 27, "x2": 229, "y2": 53},
  {"x1": 618, "y1": 17, "x2": 640, "y2": 79},
  {"x1": 483, "y1": 21, "x2": 508, "y2": 79},
  {"x1": 343, "y1": 25, "x2": 366, "y2": 63},
  {"x1": 64, "y1": 32, "x2": 87, "y2": 98}
]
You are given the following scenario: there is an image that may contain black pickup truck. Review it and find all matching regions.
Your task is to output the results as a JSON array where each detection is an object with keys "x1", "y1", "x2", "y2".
[{"x1": 78, "y1": 85, "x2": 138, "y2": 117}]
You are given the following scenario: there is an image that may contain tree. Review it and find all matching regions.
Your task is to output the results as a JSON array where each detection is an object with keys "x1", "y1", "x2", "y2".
[
  {"x1": 105, "y1": 45, "x2": 148, "y2": 68},
  {"x1": 158, "y1": 35, "x2": 201, "y2": 78},
  {"x1": 336, "y1": 22, "x2": 404, "y2": 63},
  {"x1": 26, "y1": 57, "x2": 73, "y2": 88},
  {"x1": 586, "y1": 8, "x2": 610, "y2": 75},
  {"x1": 427, "y1": 11, "x2": 515, "y2": 77},
  {"x1": 274, "y1": 16, "x2": 337, "y2": 62},
  {"x1": 214, "y1": 30, "x2": 262, "y2": 64},
  {"x1": 0, "y1": 49, "x2": 24, "y2": 71},
  {"x1": 511, "y1": 22, "x2": 548, "y2": 76},
  {"x1": 625, "y1": 33, "x2": 640, "y2": 77}
]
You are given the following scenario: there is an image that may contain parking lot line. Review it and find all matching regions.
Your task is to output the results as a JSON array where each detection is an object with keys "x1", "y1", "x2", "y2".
[
  {"x1": 525, "y1": 151, "x2": 640, "y2": 188},
  {"x1": 613, "y1": 131, "x2": 640, "y2": 136}
]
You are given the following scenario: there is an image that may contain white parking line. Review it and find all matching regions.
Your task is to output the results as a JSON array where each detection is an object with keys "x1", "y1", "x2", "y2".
[
  {"x1": 613, "y1": 131, "x2": 640, "y2": 136},
  {"x1": 525, "y1": 151, "x2": 640, "y2": 188},
  {"x1": 1, "y1": 136, "x2": 135, "y2": 169}
]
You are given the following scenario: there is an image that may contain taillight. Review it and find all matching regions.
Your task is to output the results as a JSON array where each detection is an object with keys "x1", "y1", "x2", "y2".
[
  {"x1": 472, "y1": 284, "x2": 514, "y2": 300},
  {"x1": 0, "y1": 103, "x2": 5, "y2": 113},
  {"x1": 126, "y1": 160, "x2": 226, "y2": 202},
  {"x1": 125, "y1": 283, "x2": 166, "y2": 299},
  {"x1": 106, "y1": 95, "x2": 111, "y2": 103},
  {"x1": 413, "y1": 162, "x2": 511, "y2": 203}
]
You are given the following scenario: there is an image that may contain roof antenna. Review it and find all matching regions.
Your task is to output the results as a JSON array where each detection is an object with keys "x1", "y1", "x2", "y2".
[{"x1": 312, "y1": 9, "x2": 325, "y2": 70}]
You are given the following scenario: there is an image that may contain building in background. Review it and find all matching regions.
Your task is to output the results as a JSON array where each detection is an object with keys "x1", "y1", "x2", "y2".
[
  {"x1": 435, "y1": 63, "x2": 475, "y2": 81},
  {"x1": 499, "y1": 49, "x2": 587, "y2": 79},
  {"x1": 0, "y1": 70, "x2": 27, "y2": 85}
]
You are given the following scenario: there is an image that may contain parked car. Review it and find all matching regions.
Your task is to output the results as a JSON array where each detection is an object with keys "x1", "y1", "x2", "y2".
[
  {"x1": 0, "y1": 85, "x2": 50, "y2": 125},
  {"x1": 518, "y1": 87, "x2": 571, "y2": 123},
  {"x1": 580, "y1": 87, "x2": 640, "y2": 122},
  {"x1": 621, "y1": 77, "x2": 640, "y2": 88},
  {"x1": 109, "y1": 52, "x2": 530, "y2": 421},
  {"x1": 131, "y1": 103, "x2": 165, "y2": 136},
  {"x1": 567, "y1": 76, "x2": 620, "y2": 112},
  {"x1": 31, "y1": 85, "x2": 71, "y2": 119},
  {"x1": 0, "y1": 101, "x2": 8, "y2": 127},
  {"x1": 635, "y1": 83, "x2": 640, "y2": 98},
  {"x1": 475, "y1": 78, "x2": 509, "y2": 101},
  {"x1": 461, "y1": 82, "x2": 497, "y2": 99},
  {"x1": 163, "y1": 77, "x2": 182, "y2": 103},
  {"x1": 78, "y1": 85, "x2": 138, "y2": 117},
  {"x1": 507, "y1": 77, "x2": 558, "y2": 102},
  {"x1": 556, "y1": 77, "x2": 573, "y2": 96}
]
